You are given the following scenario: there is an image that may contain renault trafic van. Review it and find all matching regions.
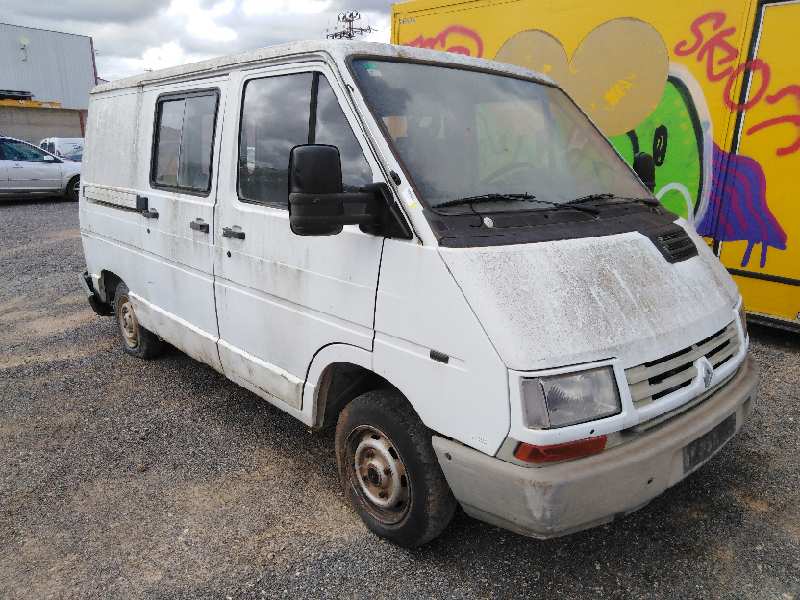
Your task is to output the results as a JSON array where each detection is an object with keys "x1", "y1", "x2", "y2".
[{"x1": 79, "y1": 41, "x2": 758, "y2": 547}]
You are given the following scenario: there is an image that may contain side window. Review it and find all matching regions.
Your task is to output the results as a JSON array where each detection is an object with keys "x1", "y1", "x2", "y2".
[
  {"x1": 238, "y1": 71, "x2": 372, "y2": 207},
  {"x1": 1, "y1": 140, "x2": 50, "y2": 162},
  {"x1": 152, "y1": 91, "x2": 218, "y2": 193},
  {"x1": 314, "y1": 76, "x2": 372, "y2": 191},
  {"x1": 238, "y1": 73, "x2": 312, "y2": 207}
]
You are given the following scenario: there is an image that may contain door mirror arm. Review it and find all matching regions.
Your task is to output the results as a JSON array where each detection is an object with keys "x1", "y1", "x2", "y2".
[{"x1": 359, "y1": 182, "x2": 413, "y2": 240}]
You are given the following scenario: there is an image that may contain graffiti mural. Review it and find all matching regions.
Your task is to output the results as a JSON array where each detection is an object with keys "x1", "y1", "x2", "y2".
[
  {"x1": 697, "y1": 145, "x2": 787, "y2": 268},
  {"x1": 495, "y1": 19, "x2": 669, "y2": 138},
  {"x1": 406, "y1": 25, "x2": 484, "y2": 57},
  {"x1": 675, "y1": 11, "x2": 800, "y2": 157}
]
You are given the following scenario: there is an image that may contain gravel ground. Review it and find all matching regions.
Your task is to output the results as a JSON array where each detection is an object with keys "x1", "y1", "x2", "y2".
[{"x1": 1, "y1": 199, "x2": 799, "y2": 600}]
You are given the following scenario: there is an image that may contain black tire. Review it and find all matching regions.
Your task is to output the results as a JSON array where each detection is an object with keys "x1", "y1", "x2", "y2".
[
  {"x1": 335, "y1": 388, "x2": 457, "y2": 547},
  {"x1": 113, "y1": 282, "x2": 165, "y2": 359},
  {"x1": 65, "y1": 175, "x2": 80, "y2": 202}
]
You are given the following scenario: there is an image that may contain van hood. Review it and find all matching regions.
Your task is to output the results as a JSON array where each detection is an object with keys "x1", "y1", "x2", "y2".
[{"x1": 439, "y1": 224, "x2": 739, "y2": 371}]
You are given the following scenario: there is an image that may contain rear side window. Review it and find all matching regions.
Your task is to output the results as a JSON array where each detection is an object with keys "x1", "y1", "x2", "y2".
[
  {"x1": 152, "y1": 91, "x2": 218, "y2": 194},
  {"x1": 238, "y1": 72, "x2": 371, "y2": 207}
]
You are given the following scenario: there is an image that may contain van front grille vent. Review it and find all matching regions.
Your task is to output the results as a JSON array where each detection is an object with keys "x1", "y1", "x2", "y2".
[
  {"x1": 624, "y1": 321, "x2": 739, "y2": 408},
  {"x1": 650, "y1": 227, "x2": 699, "y2": 263}
]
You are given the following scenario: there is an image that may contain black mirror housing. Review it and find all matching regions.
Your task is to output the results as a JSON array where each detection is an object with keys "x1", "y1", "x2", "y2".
[
  {"x1": 289, "y1": 145, "x2": 345, "y2": 236},
  {"x1": 288, "y1": 144, "x2": 412, "y2": 239},
  {"x1": 633, "y1": 152, "x2": 656, "y2": 192}
]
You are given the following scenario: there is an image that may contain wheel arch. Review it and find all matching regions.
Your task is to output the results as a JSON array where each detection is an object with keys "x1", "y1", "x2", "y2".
[{"x1": 305, "y1": 344, "x2": 401, "y2": 430}]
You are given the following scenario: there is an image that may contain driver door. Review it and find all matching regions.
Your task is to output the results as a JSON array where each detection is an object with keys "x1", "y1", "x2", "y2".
[{"x1": 213, "y1": 63, "x2": 383, "y2": 410}]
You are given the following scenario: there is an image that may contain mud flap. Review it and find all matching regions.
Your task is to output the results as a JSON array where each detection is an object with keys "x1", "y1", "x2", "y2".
[{"x1": 80, "y1": 271, "x2": 113, "y2": 316}]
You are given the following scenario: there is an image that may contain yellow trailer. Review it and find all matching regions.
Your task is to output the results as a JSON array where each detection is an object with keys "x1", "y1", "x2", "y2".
[{"x1": 392, "y1": 0, "x2": 800, "y2": 330}]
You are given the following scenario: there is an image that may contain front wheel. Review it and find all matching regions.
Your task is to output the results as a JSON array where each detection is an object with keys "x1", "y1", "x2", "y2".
[
  {"x1": 335, "y1": 389, "x2": 457, "y2": 547},
  {"x1": 65, "y1": 175, "x2": 80, "y2": 202}
]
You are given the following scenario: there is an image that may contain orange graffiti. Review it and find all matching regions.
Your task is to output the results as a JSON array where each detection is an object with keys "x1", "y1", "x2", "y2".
[
  {"x1": 675, "y1": 12, "x2": 800, "y2": 156},
  {"x1": 406, "y1": 25, "x2": 484, "y2": 57}
]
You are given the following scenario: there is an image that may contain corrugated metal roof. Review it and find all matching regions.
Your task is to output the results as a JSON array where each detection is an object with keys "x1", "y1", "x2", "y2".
[{"x1": 0, "y1": 22, "x2": 96, "y2": 110}]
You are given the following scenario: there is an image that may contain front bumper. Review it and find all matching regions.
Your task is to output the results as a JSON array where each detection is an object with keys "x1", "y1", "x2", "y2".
[{"x1": 433, "y1": 356, "x2": 759, "y2": 539}]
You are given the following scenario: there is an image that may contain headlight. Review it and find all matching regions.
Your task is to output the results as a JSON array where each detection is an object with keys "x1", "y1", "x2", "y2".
[
  {"x1": 737, "y1": 301, "x2": 748, "y2": 338},
  {"x1": 521, "y1": 366, "x2": 621, "y2": 429}
]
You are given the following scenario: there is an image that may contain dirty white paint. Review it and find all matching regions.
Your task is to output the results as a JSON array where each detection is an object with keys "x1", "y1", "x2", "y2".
[
  {"x1": 440, "y1": 221, "x2": 739, "y2": 372},
  {"x1": 93, "y1": 40, "x2": 555, "y2": 95}
]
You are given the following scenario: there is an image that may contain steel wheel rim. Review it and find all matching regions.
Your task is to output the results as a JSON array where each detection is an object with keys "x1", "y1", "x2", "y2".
[
  {"x1": 347, "y1": 425, "x2": 411, "y2": 524},
  {"x1": 117, "y1": 297, "x2": 139, "y2": 349}
]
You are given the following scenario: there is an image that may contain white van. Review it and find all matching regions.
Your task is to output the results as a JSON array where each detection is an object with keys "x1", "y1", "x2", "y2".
[
  {"x1": 39, "y1": 137, "x2": 84, "y2": 158},
  {"x1": 79, "y1": 41, "x2": 758, "y2": 547}
]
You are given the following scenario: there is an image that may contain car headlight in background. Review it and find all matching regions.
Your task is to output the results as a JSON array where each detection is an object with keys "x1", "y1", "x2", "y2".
[
  {"x1": 521, "y1": 366, "x2": 621, "y2": 429},
  {"x1": 737, "y1": 301, "x2": 748, "y2": 339}
]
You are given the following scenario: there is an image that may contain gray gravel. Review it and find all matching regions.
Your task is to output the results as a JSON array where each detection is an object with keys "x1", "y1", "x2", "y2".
[{"x1": 1, "y1": 199, "x2": 799, "y2": 600}]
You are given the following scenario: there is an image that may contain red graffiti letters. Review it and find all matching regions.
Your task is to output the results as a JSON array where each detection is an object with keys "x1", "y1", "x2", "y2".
[
  {"x1": 406, "y1": 25, "x2": 484, "y2": 57},
  {"x1": 675, "y1": 12, "x2": 800, "y2": 156},
  {"x1": 675, "y1": 12, "x2": 738, "y2": 82},
  {"x1": 747, "y1": 85, "x2": 800, "y2": 155}
]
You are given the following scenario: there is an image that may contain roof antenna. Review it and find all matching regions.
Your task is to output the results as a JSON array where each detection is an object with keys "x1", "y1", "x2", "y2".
[{"x1": 326, "y1": 11, "x2": 374, "y2": 40}]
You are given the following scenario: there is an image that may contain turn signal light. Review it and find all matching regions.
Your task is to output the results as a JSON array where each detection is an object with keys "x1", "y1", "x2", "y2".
[{"x1": 514, "y1": 436, "x2": 607, "y2": 464}]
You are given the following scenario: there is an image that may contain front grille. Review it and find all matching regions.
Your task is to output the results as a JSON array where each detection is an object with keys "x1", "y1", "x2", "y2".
[
  {"x1": 625, "y1": 321, "x2": 739, "y2": 408},
  {"x1": 650, "y1": 226, "x2": 699, "y2": 263}
]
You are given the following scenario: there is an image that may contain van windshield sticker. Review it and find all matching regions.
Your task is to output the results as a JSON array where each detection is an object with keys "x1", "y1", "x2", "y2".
[{"x1": 363, "y1": 62, "x2": 382, "y2": 77}]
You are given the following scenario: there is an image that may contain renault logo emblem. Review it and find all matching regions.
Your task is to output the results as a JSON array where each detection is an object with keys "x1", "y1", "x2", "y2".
[{"x1": 699, "y1": 357, "x2": 714, "y2": 389}]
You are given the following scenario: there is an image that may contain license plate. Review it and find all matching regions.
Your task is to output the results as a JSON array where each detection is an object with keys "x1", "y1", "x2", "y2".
[{"x1": 683, "y1": 414, "x2": 737, "y2": 473}]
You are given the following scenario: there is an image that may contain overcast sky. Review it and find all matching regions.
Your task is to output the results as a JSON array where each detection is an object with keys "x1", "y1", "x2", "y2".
[{"x1": 0, "y1": 0, "x2": 392, "y2": 81}]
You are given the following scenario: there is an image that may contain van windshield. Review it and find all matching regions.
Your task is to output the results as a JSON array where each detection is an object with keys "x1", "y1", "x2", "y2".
[{"x1": 351, "y1": 59, "x2": 650, "y2": 211}]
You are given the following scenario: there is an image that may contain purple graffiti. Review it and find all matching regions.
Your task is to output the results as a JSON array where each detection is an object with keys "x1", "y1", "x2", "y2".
[{"x1": 696, "y1": 144, "x2": 787, "y2": 268}]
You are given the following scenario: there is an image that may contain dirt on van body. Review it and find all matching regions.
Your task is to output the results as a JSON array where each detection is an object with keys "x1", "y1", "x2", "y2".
[{"x1": 1, "y1": 199, "x2": 799, "y2": 599}]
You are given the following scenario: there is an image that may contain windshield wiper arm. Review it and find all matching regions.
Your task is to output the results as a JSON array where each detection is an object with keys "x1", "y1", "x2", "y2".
[
  {"x1": 566, "y1": 193, "x2": 660, "y2": 208},
  {"x1": 436, "y1": 193, "x2": 536, "y2": 208},
  {"x1": 436, "y1": 193, "x2": 599, "y2": 216}
]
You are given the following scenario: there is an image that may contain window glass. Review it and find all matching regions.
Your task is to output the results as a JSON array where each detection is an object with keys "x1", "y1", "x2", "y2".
[
  {"x1": 352, "y1": 60, "x2": 649, "y2": 210},
  {"x1": 153, "y1": 93, "x2": 217, "y2": 192},
  {"x1": 239, "y1": 73, "x2": 312, "y2": 206},
  {"x1": 180, "y1": 95, "x2": 217, "y2": 190},
  {"x1": 314, "y1": 77, "x2": 372, "y2": 190},
  {"x1": 154, "y1": 99, "x2": 184, "y2": 187},
  {"x1": 1, "y1": 140, "x2": 49, "y2": 162}
]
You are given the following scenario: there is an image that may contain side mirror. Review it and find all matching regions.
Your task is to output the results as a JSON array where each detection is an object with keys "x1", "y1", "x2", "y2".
[
  {"x1": 288, "y1": 144, "x2": 414, "y2": 239},
  {"x1": 288, "y1": 144, "x2": 345, "y2": 236},
  {"x1": 633, "y1": 152, "x2": 656, "y2": 192},
  {"x1": 43, "y1": 155, "x2": 56, "y2": 162}
]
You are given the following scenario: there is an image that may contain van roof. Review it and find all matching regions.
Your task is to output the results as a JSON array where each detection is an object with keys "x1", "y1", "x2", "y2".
[{"x1": 93, "y1": 40, "x2": 554, "y2": 94}]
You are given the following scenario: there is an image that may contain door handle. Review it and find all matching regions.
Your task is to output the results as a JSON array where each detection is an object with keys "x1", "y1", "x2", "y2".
[
  {"x1": 190, "y1": 218, "x2": 209, "y2": 233},
  {"x1": 12, "y1": 164, "x2": 23, "y2": 168},
  {"x1": 142, "y1": 208, "x2": 159, "y2": 219},
  {"x1": 222, "y1": 226, "x2": 245, "y2": 240}
]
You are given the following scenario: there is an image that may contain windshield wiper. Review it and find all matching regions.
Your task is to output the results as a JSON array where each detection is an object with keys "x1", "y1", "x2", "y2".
[
  {"x1": 565, "y1": 193, "x2": 660, "y2": 208},
  {"x1": 436, "y1": 193, "x2": 537, "y2": 208},
  {"x1": 437, "y1": 193, "x2": 599, "y2": 217}
]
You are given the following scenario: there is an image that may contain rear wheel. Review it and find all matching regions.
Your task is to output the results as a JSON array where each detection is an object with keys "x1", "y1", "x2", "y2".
[
  {"x1": 335, "y1": 388, "x2": 457, "y2": 547},
  {"x1": 65, "y1": 175, "x2": 79, "y2": 202},
  {"x1": 113, "y1": 282, "x2": 164, "y2": 359}
]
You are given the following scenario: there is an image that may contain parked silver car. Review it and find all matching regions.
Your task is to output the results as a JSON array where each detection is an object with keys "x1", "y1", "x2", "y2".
[{"x1": 0, "y1": 136, "x2": 81, "y2": 201}]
